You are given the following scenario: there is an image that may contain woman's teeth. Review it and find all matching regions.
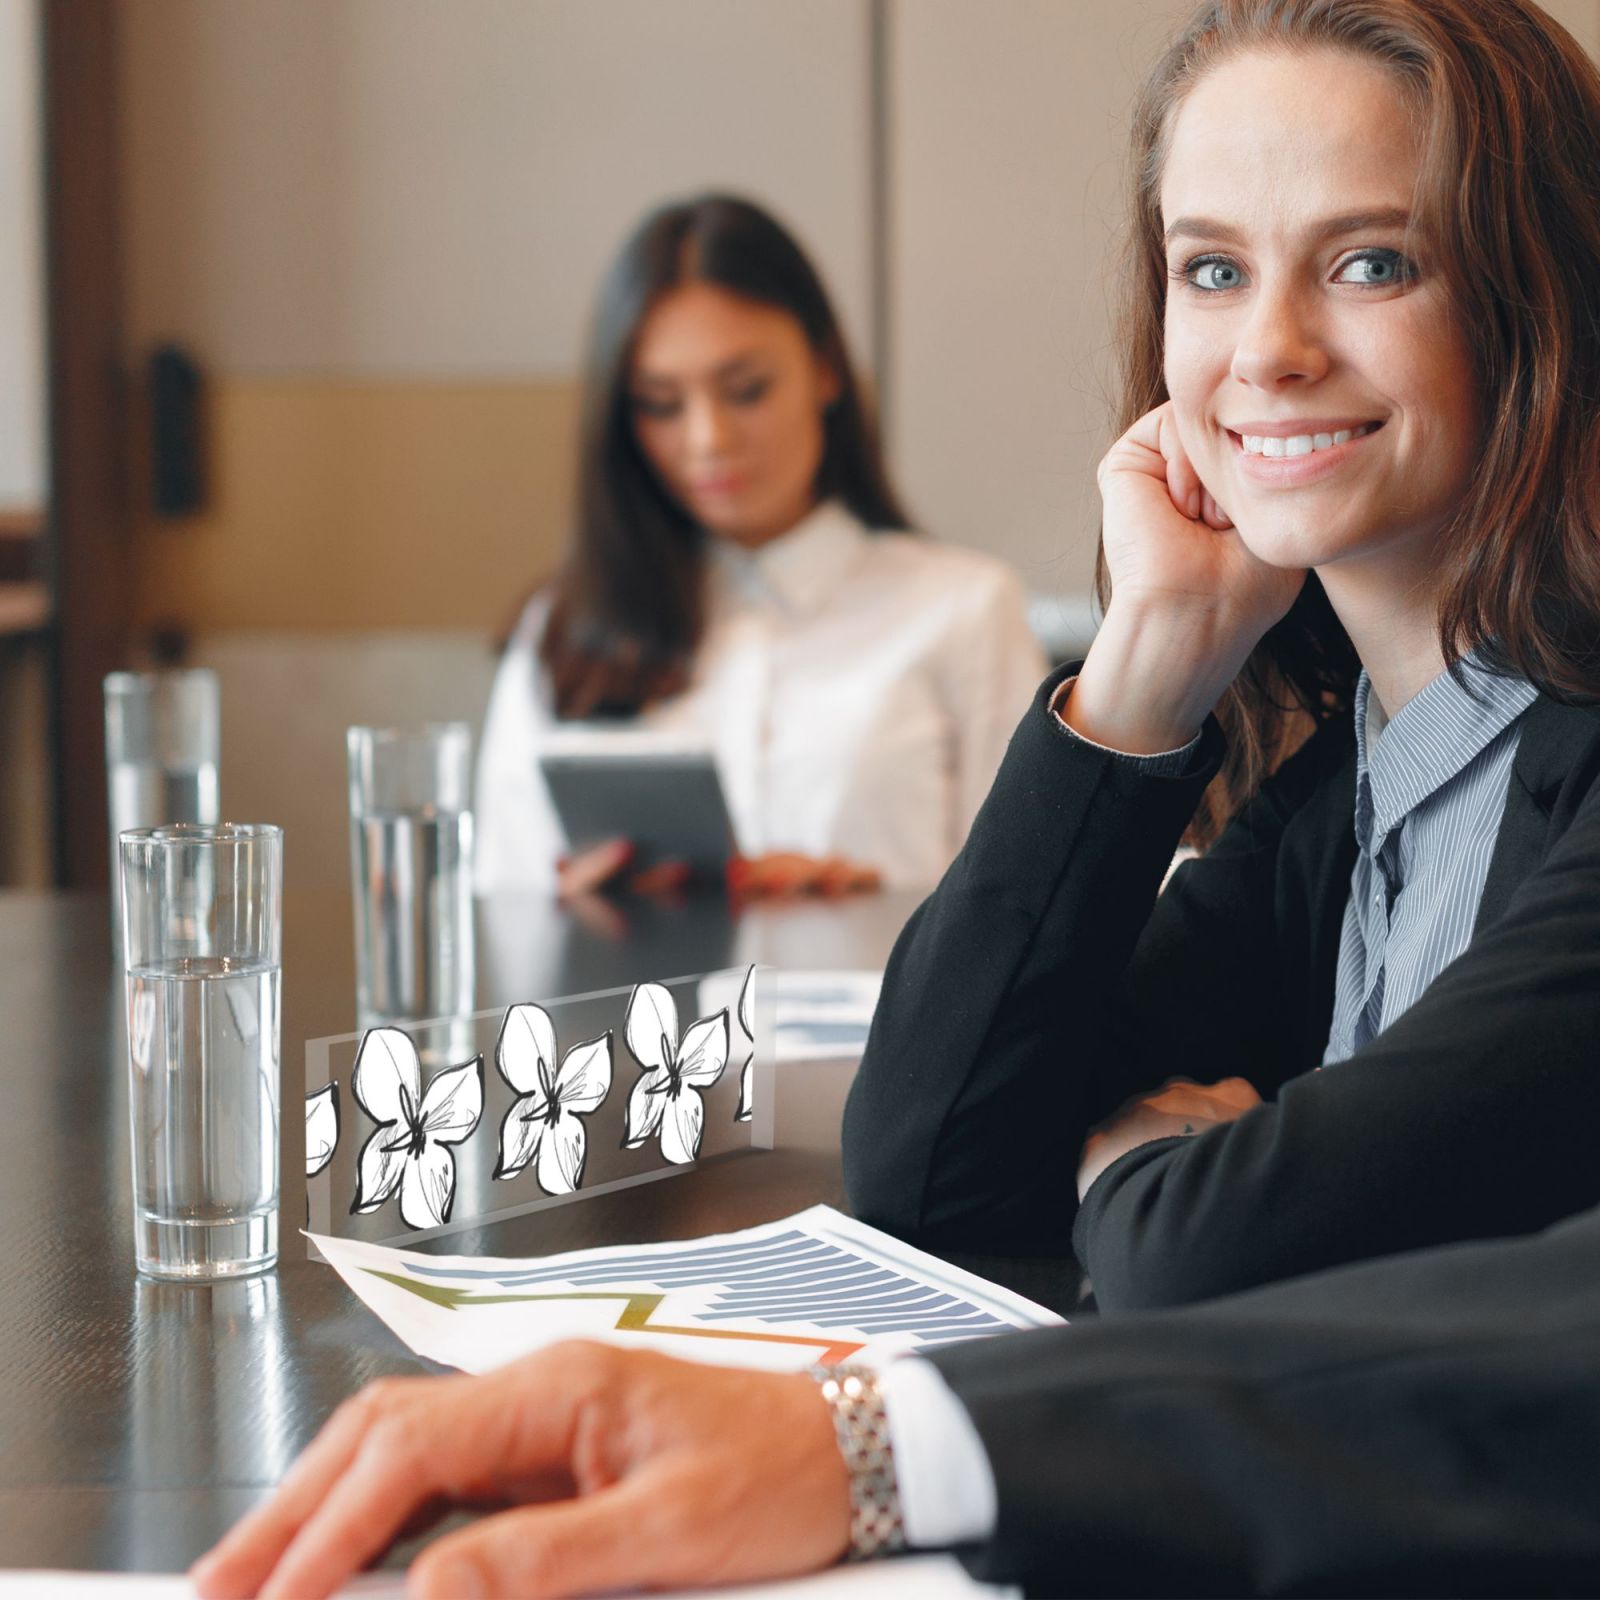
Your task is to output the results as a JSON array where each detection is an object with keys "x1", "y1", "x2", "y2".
[{"x1": 1240, "y1": 423, "x2": 1378, "y2": 457}]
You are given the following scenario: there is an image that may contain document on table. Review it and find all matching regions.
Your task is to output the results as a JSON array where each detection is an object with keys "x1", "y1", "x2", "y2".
[
  {"x1": 773, "y1": 969, "x2": 882, "y2": 1061},
  {"x1": 311, "y1": 1203, "x2": 1063, "y2": 1375},
  {"x1": 697, "y1": 968, "x2": 883, "y2": 1062},
  {"x1": 3, "y1": 1554, "x2": 1016, "y2": 1597}
]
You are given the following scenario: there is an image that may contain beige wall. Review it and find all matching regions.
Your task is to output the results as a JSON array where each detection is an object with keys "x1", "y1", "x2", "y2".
[
  {"x1": 1541, "y1": 0, "x2": 1600, "y2": 55},
  {"x1": 887, "y1": 0, "x2": 1192, "y2": 599},
  {"x1": 120, "y1": 0, "x2": 874, "y2": 378}
]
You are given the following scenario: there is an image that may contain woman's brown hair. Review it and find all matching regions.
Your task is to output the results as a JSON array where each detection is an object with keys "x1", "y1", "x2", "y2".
[
  {"x1": 1112, "y1": 0, "x2": 1600, "y2": 843},
  {"x1": 536, "y1": 194, "x2": 909, "y2": 720}
]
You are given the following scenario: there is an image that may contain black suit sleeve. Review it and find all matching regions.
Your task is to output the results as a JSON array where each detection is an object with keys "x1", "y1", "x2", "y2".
[
  {"x1": 927, "y1": 1208, "x2": 1600, "y2": 1597},
  {"x1": 842, "y1": 666, "x2": 1343, "y2": 1255}
]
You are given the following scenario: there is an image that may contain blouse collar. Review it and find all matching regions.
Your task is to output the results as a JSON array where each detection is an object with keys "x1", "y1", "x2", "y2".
[
  {"x1": 1351, "y1": 650, "x2": 1537, "y2": 851},
  {"x1": 711, "y1": 500, "x2": 869, "y2": 617}
]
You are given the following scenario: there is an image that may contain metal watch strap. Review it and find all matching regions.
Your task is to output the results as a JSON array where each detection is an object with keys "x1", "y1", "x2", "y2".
[{"x1": 809, "y1": 1363, "x2": 907, "y2": 1560}]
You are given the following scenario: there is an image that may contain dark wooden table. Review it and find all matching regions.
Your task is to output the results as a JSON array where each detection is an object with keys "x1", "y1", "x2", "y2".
[{"x1": 0, "y1": 885, "x2": 1081, "y2": 1573}]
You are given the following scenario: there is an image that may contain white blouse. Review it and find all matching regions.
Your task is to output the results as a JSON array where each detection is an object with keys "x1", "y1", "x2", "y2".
[{"x1": 473, "y1": 501, "x2": 1048, "y2": 893}]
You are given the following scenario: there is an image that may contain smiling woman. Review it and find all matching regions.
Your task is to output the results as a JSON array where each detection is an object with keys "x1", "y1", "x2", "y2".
[
  {"x1": 1107, "y1": 0, "x2": 1600, "y2": 838},
  {"x1": 846, "y1": 0, "x2": 1600, "y2": 1309}
]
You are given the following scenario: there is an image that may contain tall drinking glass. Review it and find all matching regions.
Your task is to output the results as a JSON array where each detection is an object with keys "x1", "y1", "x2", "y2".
[
  {"x1": 105, "y1": 670, "x2": 221, "y2": 958},
  {"x1": 346, "y1": 724, "x2": 475, "y2": 1027},
  {"x1": 120, "y1": 823, "x2": 282, "y2": 1279}
]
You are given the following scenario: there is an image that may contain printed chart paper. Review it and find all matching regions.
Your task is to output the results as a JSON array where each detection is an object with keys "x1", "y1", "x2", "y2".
[{"x1": 311, "y1": 1204, "x2": 1063, "y2": 1374}]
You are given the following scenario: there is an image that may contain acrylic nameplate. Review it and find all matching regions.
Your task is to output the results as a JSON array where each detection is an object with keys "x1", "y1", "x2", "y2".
[{"x1": 305, "y1": 966, "x2": 773, "y2": 1251}]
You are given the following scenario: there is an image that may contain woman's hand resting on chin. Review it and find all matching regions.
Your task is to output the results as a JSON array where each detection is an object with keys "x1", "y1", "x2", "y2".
[{"x1": 1063, "y1": 402, "x2": 1308, "y2": 755}]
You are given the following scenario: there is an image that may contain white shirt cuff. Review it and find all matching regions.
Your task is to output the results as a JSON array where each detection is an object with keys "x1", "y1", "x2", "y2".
[
  {"x1": 878, "y1": 1356, "x2": 998, "y2": 1546},
  {"x1": 1049, "y1": 676, "x2": 1202, "y2": 774}
]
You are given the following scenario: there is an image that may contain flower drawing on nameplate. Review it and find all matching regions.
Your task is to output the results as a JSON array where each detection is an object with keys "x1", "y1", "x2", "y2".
[
  {"x1": 350, "y1": 1027, "x2": 484, "y2": 1230},
  {"x1": 735, "y1": 965, "x2": 755, "y2": 1123},
  {"x1": 622, "y1": 982, "x2": 729, "y2": 1164},
  {"x1": 493, "y1": 1003, "x2": 613, "y2": 1194},
  {"x1": 306, "y1": 1082, "x2": 340, "y2": 1178}
]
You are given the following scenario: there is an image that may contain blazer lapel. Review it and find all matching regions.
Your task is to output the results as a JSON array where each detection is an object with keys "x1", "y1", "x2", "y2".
[
  {"x1": 1476, "y1": 696, "x2": 1600, "y2": 930},
  {"x1": 1302, "y1": 734, "x2": 1360, "y2": 1074}
]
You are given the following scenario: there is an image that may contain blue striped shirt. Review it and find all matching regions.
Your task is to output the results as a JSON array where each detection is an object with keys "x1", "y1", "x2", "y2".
[
  {"x1": 1054, "y1": 661, "x2": 1537, "y2": 1065},
  {"x1": 1320, "y1": 657, "x2": 1538, "y2": 1065}
]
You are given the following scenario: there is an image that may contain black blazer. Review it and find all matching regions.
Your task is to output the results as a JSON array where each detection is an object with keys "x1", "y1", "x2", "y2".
[
  {"x1": 843, "y1": 664, "x2": 1600, "y2": 1308},
  {"x1": 928, "y1": 1202, "x2": 1600, "y2": 1595}
]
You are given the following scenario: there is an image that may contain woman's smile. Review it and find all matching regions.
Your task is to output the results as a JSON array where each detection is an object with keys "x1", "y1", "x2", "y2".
[{"x1": 1225, "y1": 419, "x2": 1384, "y2": 486}]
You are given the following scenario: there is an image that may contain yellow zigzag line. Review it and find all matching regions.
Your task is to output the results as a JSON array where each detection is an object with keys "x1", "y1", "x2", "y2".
[{"x1": 364, "y1": 1269, "x2": 866, "y2": 1364}]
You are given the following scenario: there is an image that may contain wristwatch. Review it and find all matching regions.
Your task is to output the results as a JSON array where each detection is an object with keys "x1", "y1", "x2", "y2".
[{"x1": 808, "y1": 1363, "x2": 907, "y2": 1560}]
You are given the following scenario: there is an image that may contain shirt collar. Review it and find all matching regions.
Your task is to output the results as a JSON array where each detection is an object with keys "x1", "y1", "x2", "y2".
[
  {"x1": 1352, "y1": 651, "x2": 1538, "y2": 850},
  {"x1": 710, "y1": 500, "x2": 868, "y2": 616}
]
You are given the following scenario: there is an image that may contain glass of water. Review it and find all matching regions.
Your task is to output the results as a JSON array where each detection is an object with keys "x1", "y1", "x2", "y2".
[
  {"x1": 120, "y1": 823, "x2": 282, "y2": 1279},
  {"x1": 346, "y1": 724, "x2": 475, "y2": 1029},
  {"x1": 105, "y1": 670, "x2": 221, "y2": 959}
]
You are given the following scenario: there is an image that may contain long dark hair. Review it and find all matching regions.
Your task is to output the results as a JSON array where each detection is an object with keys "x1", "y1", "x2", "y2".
[
  {"x1": 1114, "y1": 0, "x2": 1600, "y2": 844},
  {"x1": 537, "y1": 193, "x2": 909, "y2": 718}
]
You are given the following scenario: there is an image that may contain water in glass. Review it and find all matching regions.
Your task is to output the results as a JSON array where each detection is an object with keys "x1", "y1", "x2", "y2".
[
  {"x1": 126, "y1": 955, "x2": 280, "y2": 1278},
  {"x1": 351, "y1": 806, "x2": 474, "y2": 1024}
]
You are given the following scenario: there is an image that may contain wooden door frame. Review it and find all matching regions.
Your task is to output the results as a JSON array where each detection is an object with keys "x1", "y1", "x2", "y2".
[{"x1": 42, "y1": 0, "x2": 128, "y2": 888}]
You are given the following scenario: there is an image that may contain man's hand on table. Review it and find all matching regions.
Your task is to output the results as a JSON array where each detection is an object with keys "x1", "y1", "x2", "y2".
[{"x1": 190, "y1": 1341, "x2": 850, "y2": 1600}]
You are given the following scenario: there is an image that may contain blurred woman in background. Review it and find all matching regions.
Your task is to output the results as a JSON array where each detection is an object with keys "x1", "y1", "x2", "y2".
[{"x1": 475, "y1": 193, "x2": 1045, "y2": 900}]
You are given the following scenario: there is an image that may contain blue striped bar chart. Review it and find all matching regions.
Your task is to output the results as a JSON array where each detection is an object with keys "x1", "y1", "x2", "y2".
[{"x1": 382, "y1": 1205, "x2": 1062, "y2": 1357}]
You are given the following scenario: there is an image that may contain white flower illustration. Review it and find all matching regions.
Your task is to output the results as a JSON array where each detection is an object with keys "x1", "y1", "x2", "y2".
[
  {"x1": 494, "y1": 1003, "x2": 613, "y2": 1194},
  {"x1": 306, "y1": 1082, "x2": 340, "y2": 1177},
  {"x1": 735, "y1": 966, "x2": 755, "y2": 1123},
  {"x1": 350, "y1": 1027, "x2": 484, "y2": 1230},
  {"x1": 622, "y1": 982, "x2": 728, "y2": 1164}
]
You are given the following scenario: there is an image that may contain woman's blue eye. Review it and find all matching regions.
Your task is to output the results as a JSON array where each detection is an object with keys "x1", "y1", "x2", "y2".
[
  {"x1": 1335, "y1": 249, "x2": 1412, "y2": 286},
  {"x1": 1186, "y1": 257, "x2": 1245, "y2": 292}
]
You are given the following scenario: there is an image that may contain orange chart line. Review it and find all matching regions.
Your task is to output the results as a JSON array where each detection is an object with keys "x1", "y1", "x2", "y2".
[{"x1": 364, "y1": 1269, "x2": 866, "y2": 1364}]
